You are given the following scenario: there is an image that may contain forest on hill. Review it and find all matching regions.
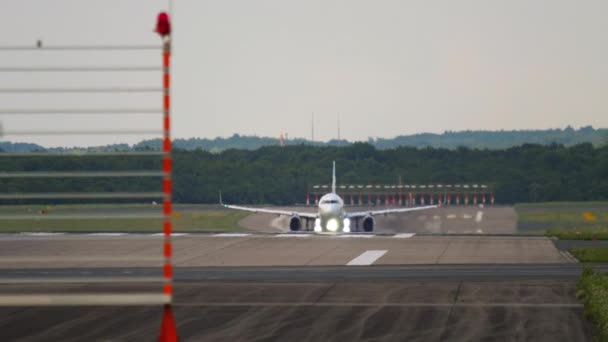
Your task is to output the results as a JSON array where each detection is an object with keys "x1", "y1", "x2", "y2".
[
  {"x1": 1, "y1": 126, "x2": 606, "y2": 153},
  {"x1": 1, "y1": 143, "x2": 607, "y2": 205}
]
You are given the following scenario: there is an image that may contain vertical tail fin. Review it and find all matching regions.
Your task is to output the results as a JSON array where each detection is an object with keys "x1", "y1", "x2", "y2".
[{"x1": 331, "y1": 161, "x2": 336, "y2": 194}]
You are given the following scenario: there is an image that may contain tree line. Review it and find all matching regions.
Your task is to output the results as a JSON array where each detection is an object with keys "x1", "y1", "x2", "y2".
[
  {"x1": 1, "y1": 126, "x2": 606, "y2": 153},
  {"x1": 1, "y1": 143, "x2": 607, "y2": 205}
]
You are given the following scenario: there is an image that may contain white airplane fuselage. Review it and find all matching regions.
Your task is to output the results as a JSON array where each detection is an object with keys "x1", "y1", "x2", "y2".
[{"x1": 315, "y1": 192, "x2": 348, "y2": 232}]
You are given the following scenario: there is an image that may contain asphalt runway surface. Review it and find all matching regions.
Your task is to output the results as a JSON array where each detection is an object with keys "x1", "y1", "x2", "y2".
[
  {"x1": 0, "y1": 276, "x2": 594, "y2": 341},
  {"x1": 0, "y1": 233, "x2": 574, "y2": 268},
  {"x1": 0, "y1": 232, "x2": 594, "y2": 341}
]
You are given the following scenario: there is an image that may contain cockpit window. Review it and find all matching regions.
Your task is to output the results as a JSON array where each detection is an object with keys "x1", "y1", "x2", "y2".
[{"x1": 321, "y1": 200, "x2": 339, "y2": 204}]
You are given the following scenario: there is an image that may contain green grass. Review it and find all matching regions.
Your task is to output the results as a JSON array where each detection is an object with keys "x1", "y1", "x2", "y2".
[
  {"x1": 577, "y1": 267, "x2": 608, "y2": 341},
  {"x1": 516, "y1": 202, "x2": 608, "y2": 235},
  {"x1": 0, "y1": 204, "x2": 248, "y2": 232},
  {"x1": 518, "y1": 210, "x2": 608, "y2": 227},
  {"x1": 546, "y1": 228, "x2": 608, "y2": 240},
  {"x1": 516, "y1": 201, "x2": 608, "y2": 208},
  {"x1": 570, "y1": 248, "x2": 608, "y2": 262}
]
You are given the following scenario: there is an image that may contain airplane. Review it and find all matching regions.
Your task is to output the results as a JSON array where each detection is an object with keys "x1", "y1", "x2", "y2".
[{"x1": 220, "y1": 161, "x2": 437, "y2": 233}]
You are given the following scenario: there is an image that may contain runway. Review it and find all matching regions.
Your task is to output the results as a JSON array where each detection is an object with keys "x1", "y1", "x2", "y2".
[
  {"x1": 240, "y1": 205, "x2": 518, "y2": 234},
  {"x1": 0, "y1": 279, "x2": 593, "y2": 341},
  {"x1": 0, "y1": 233, "x2": 574, "y2": 268},
  {"x1": 0, "y1": 233, "x2": 595, "y2": 340},
  {"x1": 0, "y1": 264, "x2": 604, "y2": 283}
]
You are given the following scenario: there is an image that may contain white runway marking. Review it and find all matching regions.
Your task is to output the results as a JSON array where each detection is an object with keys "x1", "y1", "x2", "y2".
[
  {"x1": 212, "y1": 233, "x2": 251, "y2": 237},
  {"x1": 0, "y1": 294, "x2": 170, "y2": 306},
  {"x1": 86, "y1": 233, "x2": 127, "y2": 236},
  {"x1": 150, "y1": 233, "x2": 188, "y2": 237},
  {"x1": 276, "y1": 234, "x2": 312, "y2": 238},
  {"x1": 446, "y1": 214, "x2": 456, "y2": 219},
  {"x1": 20, "y1": 232, "x2": 65, "y2": 236},
  {"x1": 463, "y1": 214, "x2": 473, "y2": 219},
  {"x1": 346, "y1": 250, "x2": 388, "y2": 266},
  {"x1": 475, "y1": 211, "x2": 483, "y2": 222},
  {"x1": 433, "y1": 215, "x2": 441, "y2": 220},
  {"x1": 476, "y1": 229, "x2": 483, "y2": 234},
  {"x1": 338, "y1": 234, "x2": 374, "y2": 238},
  {"x1": 393, "y1": 233, "x2": 416, "y2": 238}
]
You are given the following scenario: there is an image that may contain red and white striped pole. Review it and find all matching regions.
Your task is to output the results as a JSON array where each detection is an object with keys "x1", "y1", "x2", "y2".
[
  {"x1": 162, "y1": 40, "x2": 173, "y2": 303},
  {"x1": 157, "y1": 11, "x2": 178, "y2": 342}
]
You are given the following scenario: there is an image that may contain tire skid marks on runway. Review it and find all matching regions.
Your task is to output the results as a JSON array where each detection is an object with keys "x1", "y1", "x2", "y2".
[{"x1": 346, "y1": 250, "x2": 388, "y2": 266}]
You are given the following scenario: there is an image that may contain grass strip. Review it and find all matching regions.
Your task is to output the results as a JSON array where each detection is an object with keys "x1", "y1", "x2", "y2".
[
  {"x1": 546, "y1": 228, "x2": 608, "y2": 240},
  {"x1": 0, "y1": 211, "x2": 248, "y2": 232},
  {"x1": 570, "y1": 248, "x2": 608, "y2": 262},
  {"x1": 577, "y1": 267, "x2": 608, "y2": 341}
]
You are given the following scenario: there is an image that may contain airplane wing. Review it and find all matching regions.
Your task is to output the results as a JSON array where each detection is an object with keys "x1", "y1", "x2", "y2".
[
  {"x1": 346, "y1": 205, "x2": 438, "y2": 219},
  {"x1": 221, "y1": 203, "x2": 317, "y2": 219}
]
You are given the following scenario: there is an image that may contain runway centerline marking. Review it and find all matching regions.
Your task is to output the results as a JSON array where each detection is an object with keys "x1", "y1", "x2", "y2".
[
  {"x1": 20, "y1": 232, "x2": 66, "y2": 236},
  {"x1": 212, "y1": 233, "x2": 251, "y2": 237},
  {"x1": 86, "y1": 233, "x2": 126, "y2": 236},
  {"x1": 338, "y1": 234, "x2": 374, "y2": 238},
  {"x1": 393, "y1": 233, "x2": 415, "y2": 238},
  {"x1": 150, "y1": 233, "x2": 188, "y2": 237},
  {"x1": 475, "y1": 211, "x2": 484, "y2": 222},
  {"x1": 347, "y1": 250, "x2": 387, "y2": 266},
  {"x1": 276, "y1": 234, "x2": 312, "y2": 238}
]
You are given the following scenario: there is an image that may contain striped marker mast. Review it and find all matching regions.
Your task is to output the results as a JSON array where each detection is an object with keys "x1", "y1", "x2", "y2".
[{"x1": 162, "y1": 38, "x2": 173, "y2": 302}]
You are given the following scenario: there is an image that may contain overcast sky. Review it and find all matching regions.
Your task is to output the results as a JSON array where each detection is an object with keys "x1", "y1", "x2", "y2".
[{"x1": 0, "y1": 0, "x2": 607, "y2": 147}]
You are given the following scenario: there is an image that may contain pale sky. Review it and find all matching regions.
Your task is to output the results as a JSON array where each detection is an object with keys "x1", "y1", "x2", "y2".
[{"x1": 0, "y1": 0, "x2": 607, "y2": 147}]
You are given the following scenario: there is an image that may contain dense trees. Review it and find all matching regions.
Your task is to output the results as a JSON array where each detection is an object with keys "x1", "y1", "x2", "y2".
[{"x1": 1, "y1": 143, "x2": 607, "y2": 205}]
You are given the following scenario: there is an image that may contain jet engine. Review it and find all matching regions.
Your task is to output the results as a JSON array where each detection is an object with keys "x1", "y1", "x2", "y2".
[
  {"x1": 362, "y1": 215, "x2": 375, "y2": 232},
  {"x1": 289, "y1": 215, "x2": 302, "y2": 231}
]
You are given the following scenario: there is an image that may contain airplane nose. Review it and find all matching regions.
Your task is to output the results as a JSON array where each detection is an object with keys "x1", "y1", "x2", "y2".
[{"x1": 320, "y1": 205, "x2": 333, "y2": 214}]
